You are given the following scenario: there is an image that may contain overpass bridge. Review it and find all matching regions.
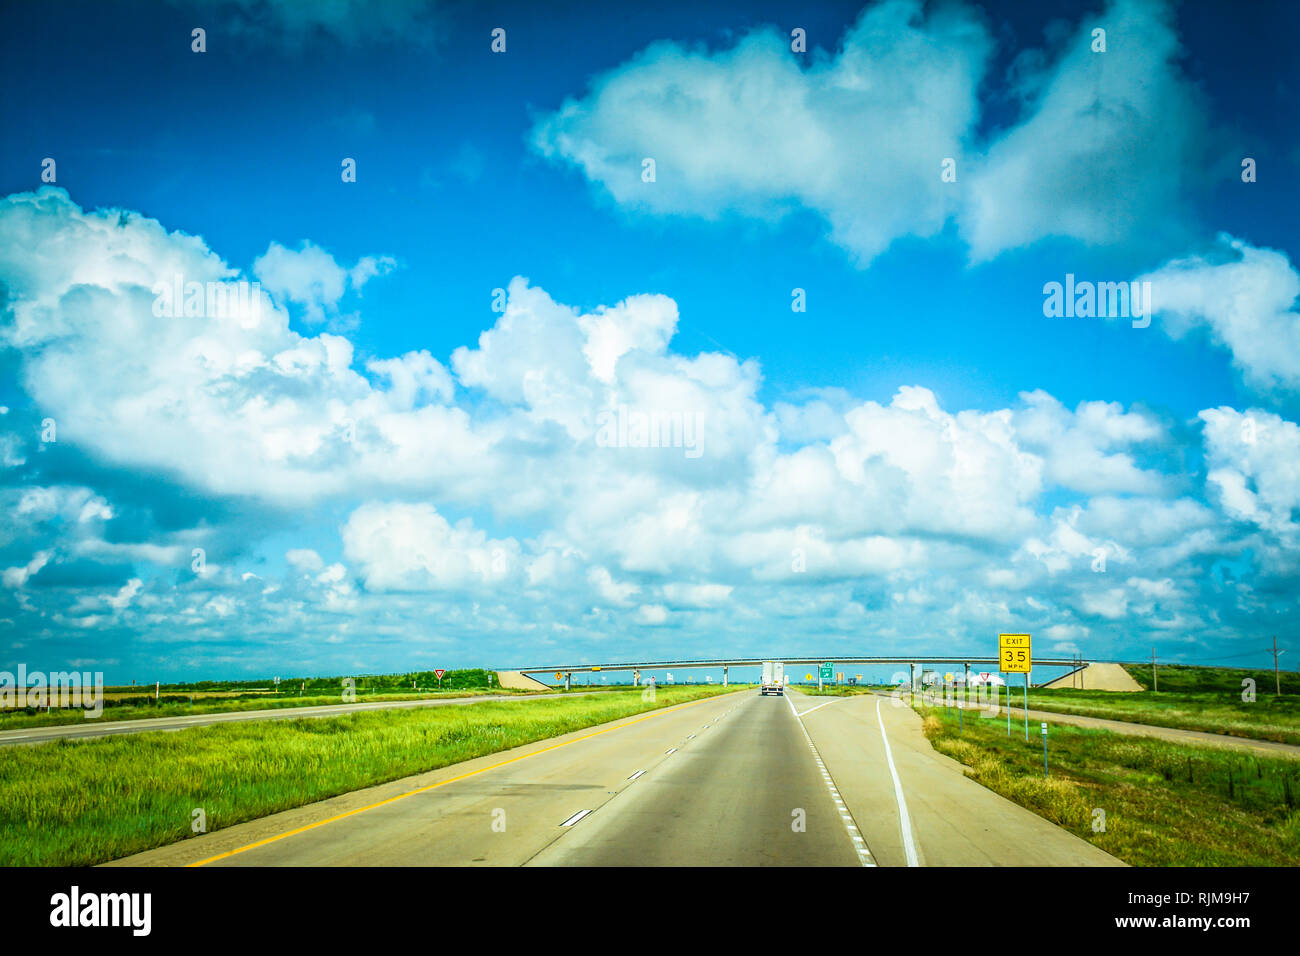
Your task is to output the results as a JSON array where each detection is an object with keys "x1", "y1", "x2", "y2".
[{"x1": 511, "y1": 655, "x2": 1088, "y2": 691}]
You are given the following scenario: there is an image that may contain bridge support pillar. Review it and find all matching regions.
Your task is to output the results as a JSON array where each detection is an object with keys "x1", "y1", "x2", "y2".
[
  {"x1": 910, "y1": 662, "x2": 917, "y2": 694},
  {"x1": 723, "y1": 665, "x2": 728, "y2": 687},
  {"x1": 963, "y1": 662, "x2": 970, "y2": 708},
  {"x1": 633, "y1": 668, "x2": 640, "y2": 687},
  {"x1": 564, "y1": 672, "x2": 571, "y2": 692}
]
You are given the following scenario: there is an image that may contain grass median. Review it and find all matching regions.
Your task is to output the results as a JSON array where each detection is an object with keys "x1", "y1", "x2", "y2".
[
  {"x1": 917, "y1": 701, "x2": 1300, "y2": 866},
  {"x1": 799, "y1": 686, "x2": 880, "y2": 697},
  {"x1": 0, "y1": 688, "x2": 537, "y2": 732},
  {"x1": 0, "y1": 668, "x2": 529, "y2": 731},
  {"x1": 1, "y1": 684, "x2": 738, "y2": 867}
]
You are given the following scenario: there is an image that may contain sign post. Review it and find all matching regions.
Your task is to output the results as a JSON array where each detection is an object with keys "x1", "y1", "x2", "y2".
[
  {"x1": 1024, "y1": 674, "x2": 1030, "y2": 740},
  {"x1": 818, "y1": 662, "x2": 833, "y2": 691},
  {"x1": 998, "y1": 633, "x2": 1032, "y2": 741}
]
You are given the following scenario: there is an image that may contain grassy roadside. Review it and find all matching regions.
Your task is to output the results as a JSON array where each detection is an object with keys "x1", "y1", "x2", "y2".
[
  {"x1": 1023, "y1": 688, "x2": 1300, "y2": 746},
  {"x1": 0, "y1": 685, "x2": 738, "y2": 867},
  {"x1": 917, "y1": 702, "x2": 1300, "y2": 866}
]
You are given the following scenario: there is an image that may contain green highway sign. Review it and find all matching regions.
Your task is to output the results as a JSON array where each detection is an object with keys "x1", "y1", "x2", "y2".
[{"x1": 819, "y1": 662, "x2": 833, "y2": 680}]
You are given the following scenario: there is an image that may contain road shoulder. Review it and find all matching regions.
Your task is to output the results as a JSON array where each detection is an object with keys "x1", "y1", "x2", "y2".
[{"x1": 791, "y1": 690, "x2": 1125, "y2": 866}]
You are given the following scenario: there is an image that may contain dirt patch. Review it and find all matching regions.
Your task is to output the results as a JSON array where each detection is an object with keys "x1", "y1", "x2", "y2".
[
  {"x1": 494, "y1": 671, "x2": 551, "y2": 691},
  {"x1": 1039, "y1": 662, "x2": 1143, "y2": 692}
]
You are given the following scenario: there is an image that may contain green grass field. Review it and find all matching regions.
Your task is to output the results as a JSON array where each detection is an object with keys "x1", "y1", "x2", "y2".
[
  {"x1": 0, "y1": 687, "x2": 529, "y2": 732},
  {"x1": 1122, "y1": 663, "x2": 1300, "y2": 695},
  {"x1": 1025, "y1": 687, "x2": 1300, "y2": 745},
  {"x1": 0, "y1": 668, "x2": 533, "y2": 731},
  {"x1": 139, "y1": 667, "x2": 500, "y2": 696},
  {"x1": 1014, "y1": 663, "x2": 1300, "y2": 746},
  {"x1": 0, "y1": 684, "x2": 736, "y2": 867},
  {"x1": 918, "y1": 702, "x2": 1300, "y2": 866}
]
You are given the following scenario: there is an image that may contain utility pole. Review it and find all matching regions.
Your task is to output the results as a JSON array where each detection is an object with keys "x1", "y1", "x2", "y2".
[
  {"x1": 1152, "y1": 648, "x2": 1158, "y2": 693},
  {"x1": 1271, "y1": 635, "x2": 1284, "y2": 696}
]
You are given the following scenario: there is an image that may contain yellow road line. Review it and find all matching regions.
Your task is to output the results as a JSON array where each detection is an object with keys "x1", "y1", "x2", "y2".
[{"x1": 187, "y1": 692, "x2": 727, "y2": 867}]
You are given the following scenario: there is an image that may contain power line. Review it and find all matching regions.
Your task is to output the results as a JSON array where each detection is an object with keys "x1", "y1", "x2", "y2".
[{"x1": 1091, "y1": 648, "x2": 1289, "y2": 668}]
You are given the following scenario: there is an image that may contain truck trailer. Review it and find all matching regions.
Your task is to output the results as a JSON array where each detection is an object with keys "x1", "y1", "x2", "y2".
[{"x1": 760, "y1": 661, "x2": 785, "y2": 696}]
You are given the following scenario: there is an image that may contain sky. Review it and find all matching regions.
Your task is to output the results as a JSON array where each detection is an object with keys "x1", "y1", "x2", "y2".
[{"x1": 1, "y1": 0, "x2": 1299, "y2": 682}]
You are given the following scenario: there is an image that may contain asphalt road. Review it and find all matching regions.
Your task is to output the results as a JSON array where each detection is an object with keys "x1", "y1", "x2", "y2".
[
  {"x1": 527, "y1": 687, "x2": 867, "y2": 866},
  {"x1": 112, "y1": 688, "x2": 1121, "y2": 867},
  {"x1": 0, "y1": 691, "x2": 600, "y2": 747}
]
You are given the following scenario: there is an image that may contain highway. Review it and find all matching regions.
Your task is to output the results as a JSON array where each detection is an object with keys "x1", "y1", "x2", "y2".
[
  {"x1": 0, "y1": 691, "x2": 600, "y2": 748},
  {"x1": 110, "y1": 688, "x2": 1122, "y2": 867}
]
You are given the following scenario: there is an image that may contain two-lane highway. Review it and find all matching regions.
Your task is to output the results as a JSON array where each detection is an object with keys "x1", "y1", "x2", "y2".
[
  {"x1": 113, "y1": 689, "x2": 868, "y2": 867},
  {"x1": 528, "y1": 688, "x2": 867, "y2": 866},
  {"x1": 110, "y1": 687, "x2": 1122, "y2": 867}
]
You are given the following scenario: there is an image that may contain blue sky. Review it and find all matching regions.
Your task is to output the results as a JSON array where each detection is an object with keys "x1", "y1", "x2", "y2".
[{"x1": 2, "y1": 0, "x2": 1299, "y2": 682}]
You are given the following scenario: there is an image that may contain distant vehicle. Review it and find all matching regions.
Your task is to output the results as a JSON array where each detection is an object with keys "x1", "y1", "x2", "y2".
[{"x1": 760, "y1": 661, "x2": 785, "y2": 696}]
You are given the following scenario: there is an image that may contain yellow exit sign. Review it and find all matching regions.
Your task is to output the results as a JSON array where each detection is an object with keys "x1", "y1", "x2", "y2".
[{"x1": 999, "y1": 633, "x2": 1032, "y2": 673}]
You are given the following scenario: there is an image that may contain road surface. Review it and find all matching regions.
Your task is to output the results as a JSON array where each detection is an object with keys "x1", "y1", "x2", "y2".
[{"x1": 110, "y1": 688, "x2": 1120, "y2": 867}]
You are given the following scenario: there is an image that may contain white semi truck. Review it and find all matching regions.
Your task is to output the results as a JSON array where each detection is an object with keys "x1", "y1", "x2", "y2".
[{"x1": 760, "y1": 661, "x2": 785, "y2": 696}]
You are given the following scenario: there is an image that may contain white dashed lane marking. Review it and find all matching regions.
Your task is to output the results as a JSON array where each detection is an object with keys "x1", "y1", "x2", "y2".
[{"x1": 785, "y1": 693, "x2": 876, "y2": 867}]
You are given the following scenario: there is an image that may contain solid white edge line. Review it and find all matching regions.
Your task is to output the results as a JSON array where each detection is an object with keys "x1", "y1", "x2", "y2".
[
  {"x1": 875, "y1": 697, "x2": 919, "y2": 867},
  {"x1": 560, "y1": 809, "x2": 592, "y2": 827}
]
